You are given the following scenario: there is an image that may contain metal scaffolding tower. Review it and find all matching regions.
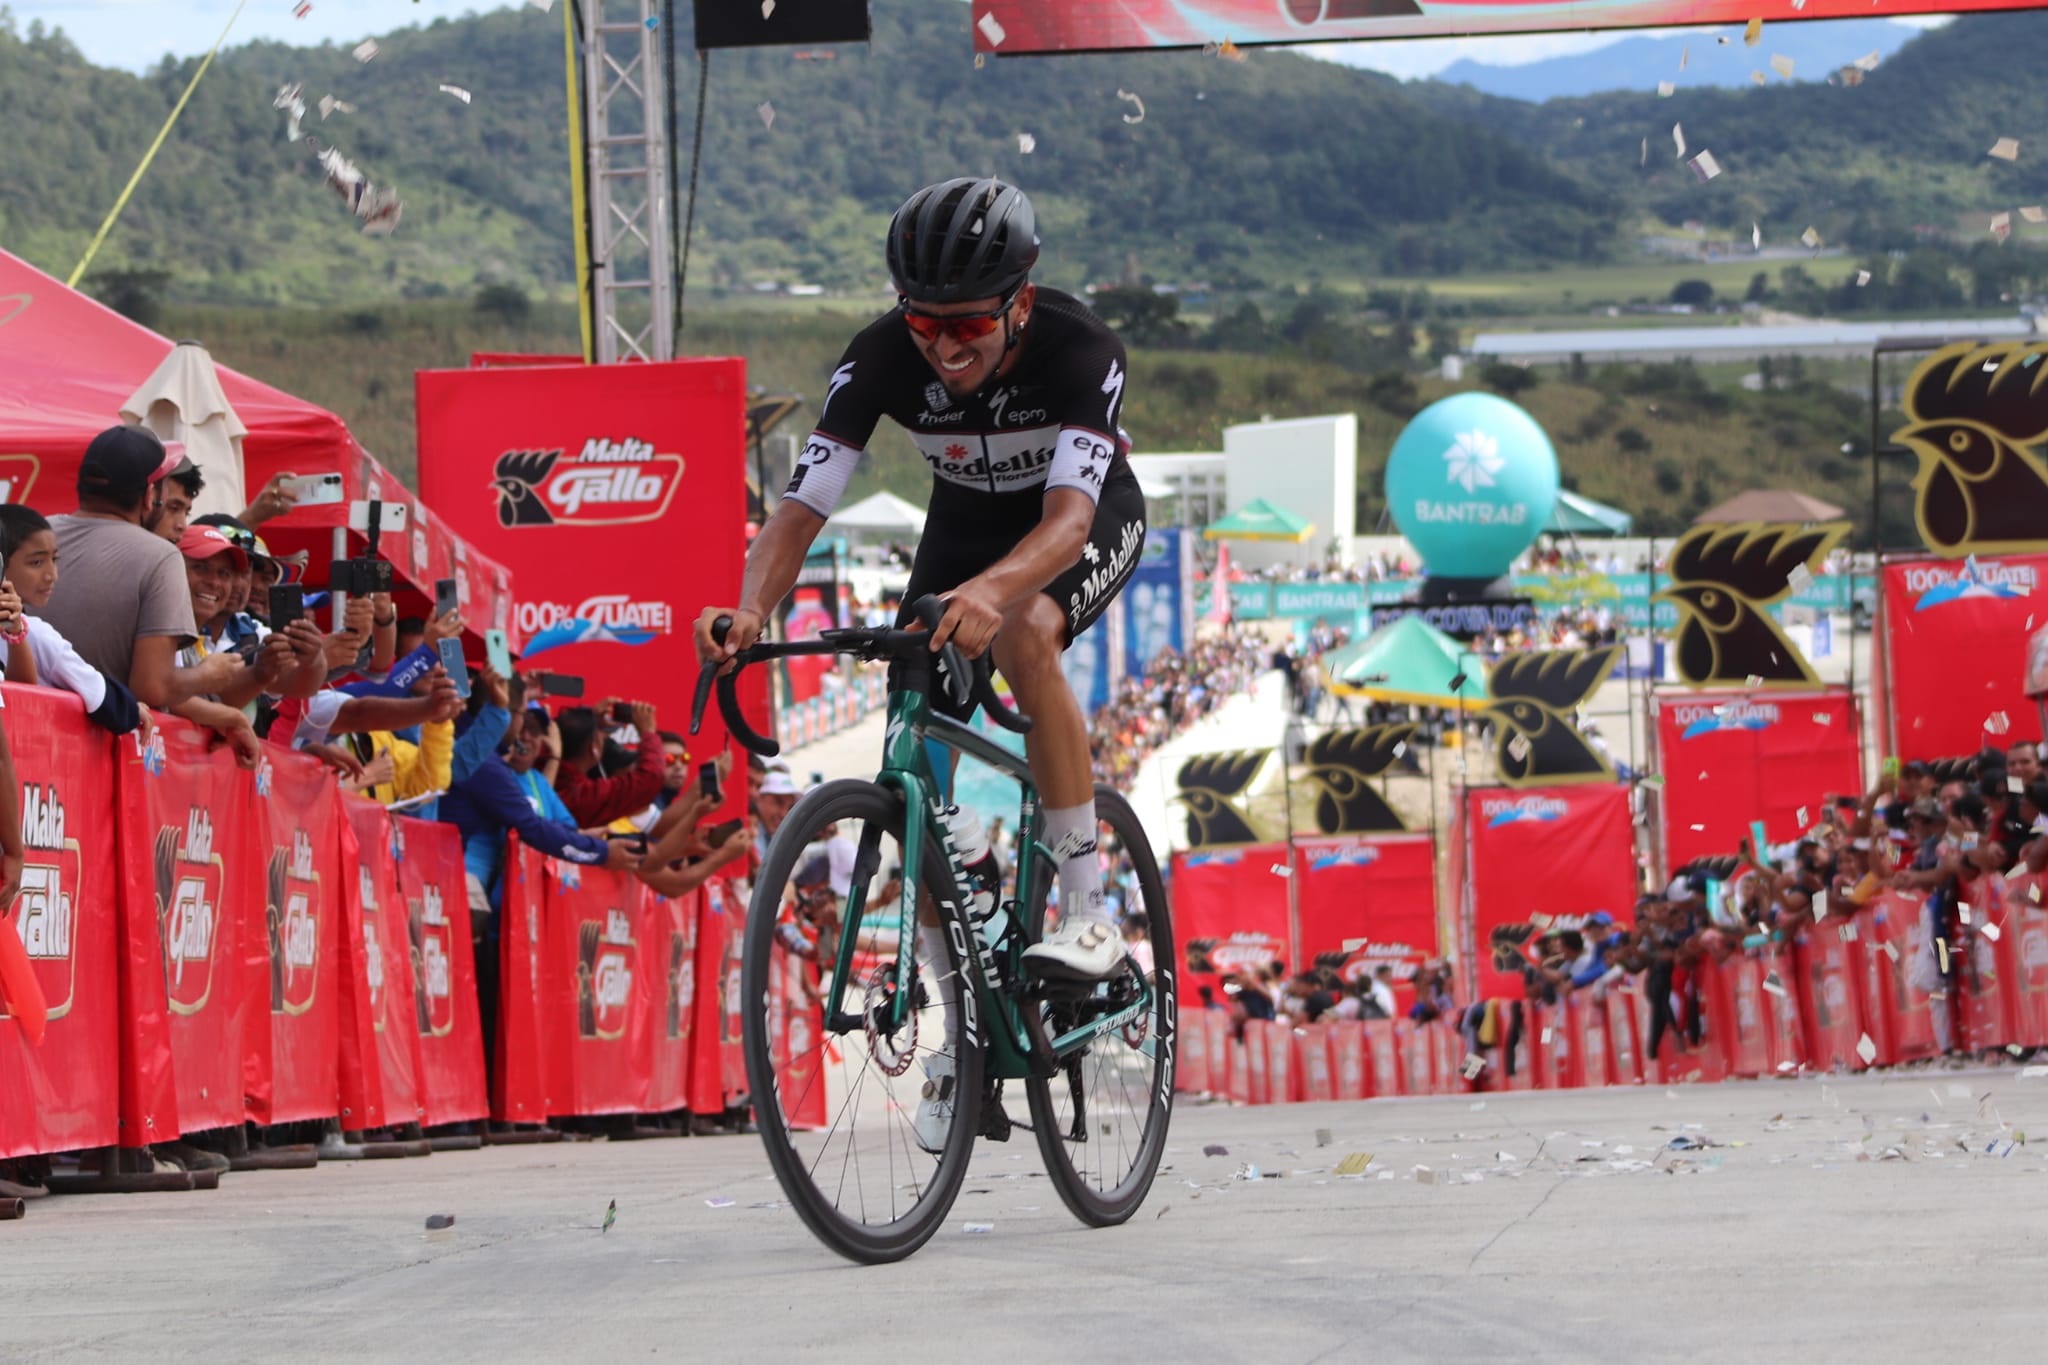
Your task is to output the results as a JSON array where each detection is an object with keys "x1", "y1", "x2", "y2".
[{"x1": 581, "y1": 0, "x2": 673, "y2": 363}]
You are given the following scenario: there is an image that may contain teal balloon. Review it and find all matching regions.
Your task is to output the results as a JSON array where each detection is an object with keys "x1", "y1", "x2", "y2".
[{"x1": 1385, "y1": 393, "x2": 1559, "y2": 579}]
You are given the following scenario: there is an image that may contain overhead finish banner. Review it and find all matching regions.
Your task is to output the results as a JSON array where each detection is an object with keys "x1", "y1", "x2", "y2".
[
  {"x1": 1657, "y1": 687, "x2": 1862, "y2": 870},
  {"x1": 1879, "y1": 553, "x2": 2046, "y2": 761},
  {"x1": 969, "y1": 1, "x2": 2006, "y2": 54},
  {"x1": 416, "y1": 359, "x2": 748, "y2": 737},
  {"x1": 1456, "y1": 783, "x2": 1636, "y2": 1002}
]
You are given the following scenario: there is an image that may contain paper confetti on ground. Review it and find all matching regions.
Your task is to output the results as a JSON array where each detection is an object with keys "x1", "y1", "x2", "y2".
[
  {"x1": 1990, "y1": 137, "x2": 2021, "y2": 161},
  {"x1": 1334, "y1": 1152, "x2": 1373, "y2": 1176},
  {"x1": 439, "y1": 84, "x2": 472, "y2": 105},
  {"x1": 1117, "y1": 89, "x2": 1145, "y2": 124},
  {"x1": 1688, "y1": 150, "x2": 1722, "y2": 182}
]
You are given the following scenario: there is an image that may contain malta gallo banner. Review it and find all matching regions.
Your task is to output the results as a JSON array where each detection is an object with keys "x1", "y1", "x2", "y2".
[
  {"x1": 1657, "y1": 687, "x2": 1861, "y2": 869},
  {"x1": 1453, "y1": 783, "x2": 1636, "y2": 1001},
  {"x1": 965, "y1": 0, "x2": 1991, "y2": 54},
  {"x1": 1295, "y1": 834, "x2": 1438, "y2": 983},
  {"x1": 393, "y1": 817, "x2": 488, "y2": 1127},
  {"x1": 1878, "y1": 553, "x2": 2046, "y2": 761},
  {"x1": 116, "y1": 717, "x2": 262, "y2": 1137},
  {"x1": 343, "y1": 798, "x2": 426, "y2": 1130},
  {"x1": 0, "y1": 687, "x2": 121, "y2": 1159},
  {"x1": 543, "y1": 860, "x2": 649, "y2": 1117},
  {"x1": 415, "y1": 360, "x2": 747, "y2": 728},
  {"x1": 250, "y1": 749, "x2": 346, "y2": 1126},
  {"x1": 1170, "y1": 844, "x2": 1290, "y2": 1006}
]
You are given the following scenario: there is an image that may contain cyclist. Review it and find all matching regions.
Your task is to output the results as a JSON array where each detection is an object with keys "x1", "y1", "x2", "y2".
[{"x1": 695, "y1": 176, "x2": 1144, "y2": 987}]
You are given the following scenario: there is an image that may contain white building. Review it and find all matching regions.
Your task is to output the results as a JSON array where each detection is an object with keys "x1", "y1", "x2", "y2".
[{"x1": 1129, "y1": 413, "x2": 1357, "y2": 570}]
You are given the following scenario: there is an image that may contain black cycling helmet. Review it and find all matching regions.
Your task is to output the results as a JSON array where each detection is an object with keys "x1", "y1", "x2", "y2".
[{"x1": 885, "y1": 177, "x2": 1040, "y2": 304}]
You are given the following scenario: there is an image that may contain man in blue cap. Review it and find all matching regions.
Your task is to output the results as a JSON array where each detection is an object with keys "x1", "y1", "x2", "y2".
[{"x1": 1569, "y1": 910, "x2": 1622, "y2": 991}]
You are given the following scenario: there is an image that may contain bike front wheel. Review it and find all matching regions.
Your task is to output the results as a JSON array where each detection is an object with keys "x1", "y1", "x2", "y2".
[
  {"x1": 742, "y1": 779, "x2": 983, "y2": 1264},
  {"x1": 1025, "y1": 785, "x2": 1176, "y2": 1226}
]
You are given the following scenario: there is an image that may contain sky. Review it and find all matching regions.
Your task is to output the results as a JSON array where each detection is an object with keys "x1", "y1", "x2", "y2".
[{"x1": 3, "y1": 0, "x2": 1954, "y2": 79}]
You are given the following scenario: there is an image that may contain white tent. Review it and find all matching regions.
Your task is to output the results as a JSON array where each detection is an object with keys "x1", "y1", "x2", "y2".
[
  {"x1": 827, "y1": 490, "x2": 927, "y2": 537},
  {"x1": 121, "y1": 340, "x2": 248, "y2": 518}
]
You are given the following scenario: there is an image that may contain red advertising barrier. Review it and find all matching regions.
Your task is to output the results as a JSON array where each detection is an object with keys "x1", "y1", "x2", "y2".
[
  {"x1": 0, "y1": 687, "x2": 121, "y2": 1159},
  {"x1": 495, "y1": 844, "x2": 554, "y2": 1123},
  {"x1": 1958, "y1": 875, "x2": 2012, "y2": 1054},
  {"x1": 1177, "y1": 1002, "x2": 1212, "y2": 1095},
  {"x1": 1529, "y1": 1005, "x2": 1567, "y2": 1090},
  {"x1": 116, "y1": 718, "x2": 259, "y2": 1137},
  {"x1": 1567, "y1": 997, "x2": 1611, "y2": 1090},
  {"x1": 1297, "y1": 1023, "x2": 1335, "y2": 1103},
  {"x1": 1878, "y1": 553, "x2": 2047, "y2": 762},
  {"x1": 1999, "y1": 874, "x2": 2048, "y2": 1049},
  {"x1": 641, "y1": 887, "x2": 697, "y2": 1115},
  {"x1": 344, "y1": 799, "x2": 425, "y2": 1129},
  {"x1": 1226, "y1": 1039, "x2": 1251, "y2": 1105},
  {"x1": 766, "y1": 942, "x2": 827, "y2": 1132},
  {"x1": 1243, "y1": 1018, "x2": 1271, "y2": 1104},
  {"x1": 1656, "y1": 688, "x2": 1861, "y2": 871},
  {"x1": 1864, "y1": 892, "x2": 1942, "y2": 1066},
  {"x1": 543, "y1": 860, "x2": 648, "y2": 1117},
  {"x1": 1295, "y1": 834, "x2": 1439, "y2": 984},
  {"x1": 1760, "y1": 951, "x2": 1807, "y2": 1075},
  {"x1": 1701, "y1": 956, "x2": 1771, "y2": 1079},
  {"x1": 253, "y1": 749, "x2": 346, "y2": 1127},
  {"x1": 1262, "y1": 1019, "x2": 1297, "y2": 1103},
  {"x1": 1170, "y1": 845, "x2": 1290, "y2": 1008},
  {"x1": 1363, "y1": 1019, "x2": 1400, "y2": 1098},
  {"x1": 1329, "y1": 1020, "x2": 1366, "y2": 1101},
  {"x1": 1396, "y1": 1019, "x2": 1433, "y2": 1096},
  {"x1": 1793, "y1": 929, "x2": 1864, "y2": 1070},
  {"x1": 1454, "y1": 783, "x2": 1638, "y2": 1002},
  {"x1": 1203, "y1": 1009, "x2": 1230, "y2": 1097},
  {"x1": 393, "y1": 817, "x2": 489, "y2": 1127},
  {"x1": 689, "y1": 876, "x2": 747, "y2": 1116},
  {"x1": 1606, "y1": 990, "x2": 1641, "y2": 1086}
]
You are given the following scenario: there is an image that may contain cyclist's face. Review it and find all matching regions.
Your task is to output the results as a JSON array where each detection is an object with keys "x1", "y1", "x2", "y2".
[{"x1": 907, "y1": 285, "x2": 1032, "y2": 396}]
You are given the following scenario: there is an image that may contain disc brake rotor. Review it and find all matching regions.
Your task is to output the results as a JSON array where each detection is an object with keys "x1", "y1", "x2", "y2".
[{"x1": 861, "y1": 963, "x2": 918, "y2": 1077}]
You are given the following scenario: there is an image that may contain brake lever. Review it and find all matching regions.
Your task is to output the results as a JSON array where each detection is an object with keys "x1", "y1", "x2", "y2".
[{"x1": 688, "y1": 614, "x2": 733, "y2": 737}]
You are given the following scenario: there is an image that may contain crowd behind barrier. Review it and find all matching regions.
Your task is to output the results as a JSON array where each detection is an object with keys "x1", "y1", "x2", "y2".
[{"x1": 1092, "y1": 625, "x2": 1269, "y2": 791}]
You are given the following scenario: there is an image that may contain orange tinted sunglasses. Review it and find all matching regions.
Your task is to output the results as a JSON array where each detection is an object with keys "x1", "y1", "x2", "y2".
[{"x1": 898, "y1": 290, "x2": 1018, "y2": 345}]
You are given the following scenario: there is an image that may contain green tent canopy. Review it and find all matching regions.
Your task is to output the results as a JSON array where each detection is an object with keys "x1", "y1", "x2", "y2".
[
  {"x1": 1201, "y1": 497, "x2": 1314, "y2": 543},
  {"x1": 1546, "y1": 488, "x2": 1633, "y2": 536},
  {"x1": 1322, "y1": 615, "x2": 1486, "y2": 708}
]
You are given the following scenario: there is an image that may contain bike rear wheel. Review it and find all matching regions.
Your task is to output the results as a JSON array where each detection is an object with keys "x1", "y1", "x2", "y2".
[
  {"x1": 743, "y1": 779, "x2": 984, "y2": 1263},
  {"x1": 1025, "y1": 785, "x2": 1176, "y2": 1226}
]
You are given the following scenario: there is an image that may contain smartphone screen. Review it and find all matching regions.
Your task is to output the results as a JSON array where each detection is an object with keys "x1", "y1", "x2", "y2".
[
  {"x1": 438, "y1": 637, "x2": 470, "y2": 699},
  {"x1": 539, "y1": 673, "x2": 585, "y2": 698},
  {"x1": 282, "y1": 473, "x2": 347, "y2": 506},
  {"x1": 268, "y1": 584, "x2": 305, "y2": 630},
  {"x1": 706, "y1": 818, "x2": 744, "y2": 848},
  {"x1": 434, "y1": 578, "x2": 458, "y2": 618},
  {"x1": 698, "y1": 760, "x2": 722, "y2": 804},
  {"x1": 484, "y1": 628, "x2": 514, "y2": 678}
]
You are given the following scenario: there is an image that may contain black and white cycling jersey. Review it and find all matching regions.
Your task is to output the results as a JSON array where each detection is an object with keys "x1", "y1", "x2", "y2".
[{"x1": 781, "y1": 287, "x2": 1129, "y2": 518}]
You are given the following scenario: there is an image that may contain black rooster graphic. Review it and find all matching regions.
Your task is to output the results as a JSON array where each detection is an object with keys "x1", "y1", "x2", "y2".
[
  {"x1": 1301, "y1": 724, "x2": 1415, "y2": 834},
  {"x1": 1893, "y1": 342, "x2": 2048, "y2": 556},
  {"x1": 1653, "y1": 520, "x2": 1847, "y2": 686},
  {"x1": 576, "y1": 921, "x2": 602, "y2": 1039},
  {"x1": 1173, "y1": 750, "x2": 1270, "y2": 848},
  {"x1": 409, "y1": 902, "x2": 432, "y2": 1035},
  {"x1": 1489, "y1": 922, "x2": 1542, "y2": 975},
  {"x1": 666, "y1": 932, "x2": 687, "y2": 1039},
  {"x1": 266, "y1": 848, "x2": 288, "y2": 1011},
  {"x1": 1483, "y1": 648, "x2": 1620, "y2": 787},
  {"x1": 492, "y1": 449, "x2": 560, "y2": 528},
  {"x1": 153, "y1": 826, "x2": 181, "y2": 997}
]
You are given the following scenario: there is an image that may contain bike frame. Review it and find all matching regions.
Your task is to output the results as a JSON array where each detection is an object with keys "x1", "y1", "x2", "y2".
[{"x1": 821, "y1": 685, "x2": 1154, "y2": 1081}]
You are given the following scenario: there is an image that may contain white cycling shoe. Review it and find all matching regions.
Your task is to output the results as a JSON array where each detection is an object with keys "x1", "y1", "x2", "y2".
[
  {"x1": 913, "y1": 1052, "x2": 955, "y2": 1155},
  {"x1": 1022, "y1": 919, "x2": 1126, "y2": 982}
]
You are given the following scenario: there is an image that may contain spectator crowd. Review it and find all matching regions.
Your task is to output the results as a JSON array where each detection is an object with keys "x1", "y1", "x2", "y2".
[{"x1": 1090, "y1": 625, "x2": 1268, "y2": 791}]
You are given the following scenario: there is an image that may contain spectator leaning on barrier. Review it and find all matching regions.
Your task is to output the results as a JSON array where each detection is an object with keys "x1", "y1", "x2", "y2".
[
  {"x1": 0, "y1": 504, "x2": 146, "y2": 735},
  {"x1": 553, "y1": 700, "x2": 664, "y2": 827},
  {"x1": 147, "y1": 455, "x2": 203, "y2": 546},
  {"x1": 33, "y1": 427, "x2": 269, "y2": 763}
]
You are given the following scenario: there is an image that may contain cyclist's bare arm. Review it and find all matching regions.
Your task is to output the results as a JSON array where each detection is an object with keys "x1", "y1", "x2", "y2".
[{"x1": 694, "y1": 499, "x2": 825, "y2": 666}]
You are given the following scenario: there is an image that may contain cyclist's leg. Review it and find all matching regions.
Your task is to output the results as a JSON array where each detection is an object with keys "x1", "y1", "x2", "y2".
[{"x1": 1007, "y1": 474, "x2": 1146, "y2": 977}]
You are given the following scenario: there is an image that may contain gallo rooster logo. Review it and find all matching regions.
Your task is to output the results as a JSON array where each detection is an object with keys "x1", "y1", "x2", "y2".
[
  {"x1": 1894, "y1": 341, "x2": 2048, "y2": 558},
  {"x1": 159, "y1": 811, "x2": 225, "y2": 1016},
  {"x1": 1654, "y1": 520, "x2": 1848, "y2": 687},
  {"x1": 0, "y1": 453, "x2": 40, "y2": 506},
  {"x1": 267, "y1": 829, "x2": 322, "y2": 1016},
  {"x1": 1173, "y1": 750, "x2": 1271, "y2": 848},
  {"x1": 9, "y1": 784, "x2": 79, "y2": 1024},
  {"x1": 1483, "y1": 648, "x2": 1619, "y2": 787},
  {"x1": 491, "y1": 437, "x2": 686, "y2": 529},
  {"x1": 1301, "y1": 725, "x2": 1413, "y2": 834}
]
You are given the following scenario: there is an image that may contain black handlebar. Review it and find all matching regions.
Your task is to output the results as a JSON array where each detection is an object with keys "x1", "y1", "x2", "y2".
[{"x1": 688, "y1": 596, "x2": 1033, "y2": 757}]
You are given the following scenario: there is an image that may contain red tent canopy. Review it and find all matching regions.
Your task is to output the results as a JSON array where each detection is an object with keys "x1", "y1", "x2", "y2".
[{"x1": 0, "y1": 249, "x2": 511, "y2": 636}]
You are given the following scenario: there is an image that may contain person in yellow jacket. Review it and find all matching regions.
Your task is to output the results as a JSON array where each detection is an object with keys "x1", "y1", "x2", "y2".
[{"x1": 344, "y1": 716, "x2": 454, "y2": 808}]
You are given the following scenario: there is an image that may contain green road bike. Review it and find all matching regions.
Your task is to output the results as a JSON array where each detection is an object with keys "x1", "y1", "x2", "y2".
[{"x1": 691, "y1": 597, "x2": 1175, "y2": 1263}]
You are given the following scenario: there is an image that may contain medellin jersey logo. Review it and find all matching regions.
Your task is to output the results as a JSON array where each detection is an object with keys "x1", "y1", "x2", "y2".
[
  {"x1": 491, "y1": 438, "x2": 685, "y2": 528},
  {"x1": 1909, "y1": 555, "x2": 2036, "y2": 610}
]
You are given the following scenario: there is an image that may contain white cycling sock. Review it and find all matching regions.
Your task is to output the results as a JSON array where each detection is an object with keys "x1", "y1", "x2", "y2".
[
  {"x1": 1044, "y1": 801, "x2": 1110, "y2": 926},
  {"x1": 916, "y1": 922, "x2": 960, "y2": 1045}
]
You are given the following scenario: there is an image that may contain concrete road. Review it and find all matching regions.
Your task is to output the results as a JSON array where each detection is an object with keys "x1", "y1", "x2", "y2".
[{"x1": 11, "y1": 1065, "x2": 2048, "y2": 1363}]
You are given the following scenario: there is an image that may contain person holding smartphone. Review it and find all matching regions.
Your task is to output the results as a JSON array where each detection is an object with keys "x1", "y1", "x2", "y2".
[{"x1": 552, "y1": 699, "x2": 665, "y2": 826}]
